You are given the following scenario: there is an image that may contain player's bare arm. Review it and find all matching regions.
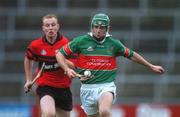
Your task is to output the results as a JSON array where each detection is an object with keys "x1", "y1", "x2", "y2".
[
  {"x1": 65, "y1": 60, "x2": 76, "y2": 70},
  {"x1": 56, "y1": 51, "x2": 77, "y2": 78},
  {"x1": 130, "y1": 52, "x2": 165, "y2": 74},
  {"x1": 24, "y1": 57, "x2": 34, "y2": 92}
]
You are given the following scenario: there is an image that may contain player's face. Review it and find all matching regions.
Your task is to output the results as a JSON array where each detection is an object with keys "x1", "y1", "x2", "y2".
[
  {"x1": 92, "y1": 25, "x2": 107, "y2": 39},
  {"x1": 42, "y1": 17, "x2": 59, "y2": 38}
]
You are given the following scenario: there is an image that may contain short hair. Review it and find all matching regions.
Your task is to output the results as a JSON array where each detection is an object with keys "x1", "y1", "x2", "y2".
[{"x1": 42, "y1": 14, "x2": 59, "y2": 24}]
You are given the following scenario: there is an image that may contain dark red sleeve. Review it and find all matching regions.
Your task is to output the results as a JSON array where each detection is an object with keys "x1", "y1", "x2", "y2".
[{"x1": 25, "y1": 42, "x2": 38, "y2": 61}]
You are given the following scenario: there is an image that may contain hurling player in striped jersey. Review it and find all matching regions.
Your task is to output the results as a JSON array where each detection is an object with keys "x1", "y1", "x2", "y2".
[
  {"x1": 24, "y1": 14, "x2": 75, "y2": 117},
  {"x1": 56, "y1": 13, "x2": 165, "y2": 117}
]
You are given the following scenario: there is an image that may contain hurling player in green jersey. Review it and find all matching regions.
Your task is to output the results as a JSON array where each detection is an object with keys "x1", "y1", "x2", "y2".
[{"x1": 56, "y1": 13, "x2": 165, "y2": 117}]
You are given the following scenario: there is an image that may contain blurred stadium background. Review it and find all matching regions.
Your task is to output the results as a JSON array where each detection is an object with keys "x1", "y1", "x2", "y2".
[{"x1": 0, "y1": 0, "x2": 180, "y2": 117}]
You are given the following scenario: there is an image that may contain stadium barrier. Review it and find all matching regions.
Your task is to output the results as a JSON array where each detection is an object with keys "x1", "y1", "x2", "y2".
[{"x1": 0, "y1": 103, "x2": 180, "y2": 117}]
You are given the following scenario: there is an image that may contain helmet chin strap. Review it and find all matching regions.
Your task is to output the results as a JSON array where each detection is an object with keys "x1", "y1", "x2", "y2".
[
  {"x1": 91, "y1": 34, "x2": 107, "y2": 44},
  {"x1": 88, "y1": 32, "x2": 111, "y2": 44},
  {"x1": 93, "y1": 35, "x2": 105, "y2": 41}
]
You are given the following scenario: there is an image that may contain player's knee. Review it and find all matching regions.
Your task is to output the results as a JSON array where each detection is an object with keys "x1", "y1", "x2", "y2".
[
  {"x1": 41, "y1": 111, "x2": 56, "y2": 117},
  {"x1": 99, "y1": 108, "x2": 111, "y2": 117}
]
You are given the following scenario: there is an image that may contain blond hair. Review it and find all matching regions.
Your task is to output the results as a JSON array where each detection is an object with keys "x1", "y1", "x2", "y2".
[{"x1": 42, "y1": 14, "x2": 59, "y2": 24}]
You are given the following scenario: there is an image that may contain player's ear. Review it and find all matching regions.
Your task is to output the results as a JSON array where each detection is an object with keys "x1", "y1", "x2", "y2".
[
  {"x1": 57, "y1": 23, "x2": 60, "y2": 30},
  {"x1": 42, "y1": 25, "x2": 45, "y2": 32}
]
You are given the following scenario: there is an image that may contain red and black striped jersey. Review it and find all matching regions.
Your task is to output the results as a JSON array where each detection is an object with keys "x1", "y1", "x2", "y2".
[{"x1": 25, "y1": 34, "x2": 71, "y2": 88}]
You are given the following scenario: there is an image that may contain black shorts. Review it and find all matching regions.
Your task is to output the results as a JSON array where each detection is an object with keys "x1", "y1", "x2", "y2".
[{"x1": 36, "y1": 86, "x2": 72, "y2": 111}]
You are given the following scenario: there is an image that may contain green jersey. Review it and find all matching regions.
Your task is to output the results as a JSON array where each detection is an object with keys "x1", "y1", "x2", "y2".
[{"x1": 60, "y1": 34, "x2": 134, "y2": 84}]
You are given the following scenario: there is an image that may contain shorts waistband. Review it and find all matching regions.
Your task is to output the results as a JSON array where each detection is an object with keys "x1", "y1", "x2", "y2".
[{"x1": 81, "y1": 82, "x2": 115, "y2": 89}]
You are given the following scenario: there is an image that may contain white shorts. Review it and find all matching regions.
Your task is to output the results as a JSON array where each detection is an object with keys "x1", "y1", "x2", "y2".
[{"x1": 80, "y1": 82, "x2": 116, "y2": 115}]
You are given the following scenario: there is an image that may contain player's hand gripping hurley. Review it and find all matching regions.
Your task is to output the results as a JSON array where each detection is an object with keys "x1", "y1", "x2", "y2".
[
  {"x1": 25, "y1": 62, "x2": 45, "y2": 93},
  {"x1": 76, "y1": 70, "x2": 94, "y2": 81}
]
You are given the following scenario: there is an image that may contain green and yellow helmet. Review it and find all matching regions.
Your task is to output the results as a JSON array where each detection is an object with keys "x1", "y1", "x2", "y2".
[{"x1": 91, "y1": 13, "x2": 110, "y2": 27}]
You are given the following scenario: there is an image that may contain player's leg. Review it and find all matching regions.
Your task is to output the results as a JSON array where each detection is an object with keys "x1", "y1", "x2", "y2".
[
  {"x1": 40, "y1": 95, "x2": 56, "y2": 117},
  {"x1": 56, "y1": 108, "x2": 70, "y2": 117},
  {"x1": 55, "y1": 87, "x2": 72, "y2": 117},
  {"x1": 87, "y1": 113, "x2": 99, "y2": 117},
  {"x1": 98, "y1": 82, "x2": 116, "y2": 117},
  {"x1": 80, "y1": 84, "x2": 99, "y2": 117},
  {"x1": 85, "y1": 92, "x2": 113, "y2": 117},
  {"x1": 36, "y1": 86, "x2": 57, "y2": 117},
  {"x1": 98, "y1": 92, "x2": 114, "y2": 117}
]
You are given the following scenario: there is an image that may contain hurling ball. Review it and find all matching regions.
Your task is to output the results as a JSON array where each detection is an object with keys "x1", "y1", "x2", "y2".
[{"x1": 84, "y1": 70, "x2": 91, "y2": 77}]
